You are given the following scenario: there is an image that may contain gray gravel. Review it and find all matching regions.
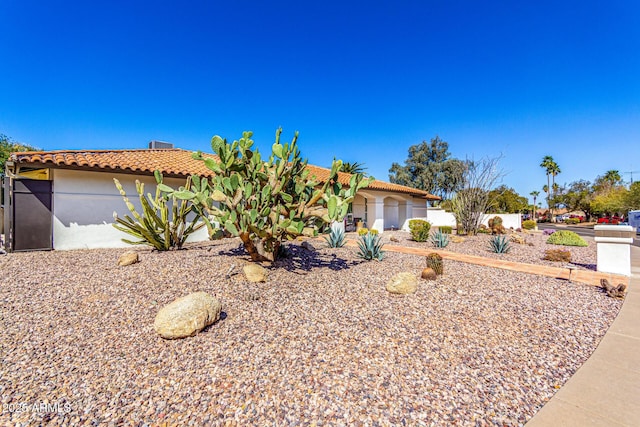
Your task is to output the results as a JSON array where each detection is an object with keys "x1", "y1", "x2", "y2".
[
  {"x1": 380, "y1": 230, "x2": 597, "y2": 270},
  {"x1": 0, "y1": 237, "x2": 620, "y2": 426}
]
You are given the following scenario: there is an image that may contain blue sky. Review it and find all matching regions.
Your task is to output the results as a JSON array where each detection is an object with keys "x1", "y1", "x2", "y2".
[{"x1": 1, "y1": 1, "x2": 639, "y2": 200}]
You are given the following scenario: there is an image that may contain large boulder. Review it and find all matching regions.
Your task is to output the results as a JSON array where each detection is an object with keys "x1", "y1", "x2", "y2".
[
  {"x1": 243, "y1": 264, "x2": 268, "y2": 282},
  {"x1": 154, "y1": 292, "x2": 222, "y2": 339},
  {"x1": 386, "y1": 272, "x2": 418, "y2": 295}
]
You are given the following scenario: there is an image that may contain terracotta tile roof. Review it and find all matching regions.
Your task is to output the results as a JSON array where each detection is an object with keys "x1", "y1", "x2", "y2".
[
  {"x1": 304, "y1": 164, "x2": 438, "y2": 199},
  {"x1": 10, "y1": 149, "x2": 438, "y2": 199},
  {"x1": 10, "y1": 149, "x2": 216, "y2": 178}
]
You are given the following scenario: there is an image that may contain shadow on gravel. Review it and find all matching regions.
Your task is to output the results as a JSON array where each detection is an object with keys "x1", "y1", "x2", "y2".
[
  {"x1": 217, "y1": 243, "x2": 358, "y2": 273},
  {"x1": 570, "y1": 262, "x2": 597, "y2": 271},
  {"x1": 274, "y1": 245, "x2": 356, "y2": 273}
]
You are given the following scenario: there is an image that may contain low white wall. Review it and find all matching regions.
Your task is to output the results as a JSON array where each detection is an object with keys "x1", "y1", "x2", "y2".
[
  {"x1": 481, "y1": 214, "x2": 521, "y2": 230},
  {"x1": 401, "y1": 208, "x2": 456, "y2": 231},
  {"x1": 401, "y1": 211, "x2": 522, "y2": 231}
]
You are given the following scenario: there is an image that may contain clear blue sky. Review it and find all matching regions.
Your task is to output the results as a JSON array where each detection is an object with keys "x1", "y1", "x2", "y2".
[{"x1": 1, "y1": 1, "x2": 639, "y2": 200}]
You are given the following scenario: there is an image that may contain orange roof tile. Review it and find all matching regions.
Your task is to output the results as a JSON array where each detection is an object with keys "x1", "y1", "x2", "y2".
[{"x1": 10, "y1": 149, "x2": 438, "y2": 199}]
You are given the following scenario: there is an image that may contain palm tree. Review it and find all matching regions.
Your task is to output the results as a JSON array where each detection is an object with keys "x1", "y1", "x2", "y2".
[
  {"x1": 603, "y1": 170, "x2": 622, "y2": 184},
  {"x1": 540, "y1": 156, "x2": 560, "y2": 220},
  {"x1": 530, "y1": 190, "x2": 539, "y2": 221},
  {"x1": 340, "y1": 161, "x2": 368, "y2": 175}
]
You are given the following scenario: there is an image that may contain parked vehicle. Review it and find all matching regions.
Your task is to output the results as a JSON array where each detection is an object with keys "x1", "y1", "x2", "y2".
[
  {"x1": 597, "y1": 216, "x2": 624, "y2": 224},
  {"x1": 569, "y1": 214, "x2": 585, "y2": 222},
  {"x1": 629, "y1": 210, "x2": 640, "y2": 234}
]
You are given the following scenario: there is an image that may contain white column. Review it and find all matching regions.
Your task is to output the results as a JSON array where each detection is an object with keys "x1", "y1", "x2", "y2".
[
  {"x1": 595, "y1": 225, "x2": 634, "y2": 276},
  {"x1": 367, "y1": 196, "x2": 385, "y2": 233},
  {"x1": 398, "y1": 200, "x2": 412, "y2": 231}
]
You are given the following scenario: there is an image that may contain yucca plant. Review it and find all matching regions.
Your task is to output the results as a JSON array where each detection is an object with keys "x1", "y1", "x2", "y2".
[
  {"x1": 324, "y1": 227, "x2": 346, "y2": 248},
  {"x1": 113, "y1": 171, "x2": 205, "y2": 250},
  {"x1": 357, "y1": 231, "x2": 385, "y2": 261},
  {"x1": 489, "y1": 235, "x2": 511, "y2": 253},
  {"x1": 430, "y1": 230, "x2": 450, "y2": 248}
]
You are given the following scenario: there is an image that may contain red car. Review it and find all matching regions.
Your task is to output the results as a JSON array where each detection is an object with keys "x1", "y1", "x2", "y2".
[{"x1": 597, "y1": 216, "x2": 623, "y2": 224}]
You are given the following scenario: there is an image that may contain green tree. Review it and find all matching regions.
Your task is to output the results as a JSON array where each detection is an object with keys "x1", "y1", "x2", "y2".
[
  {"x1": 625, "y1": 181, "x2": 640, "y2": 210},
  {"x1": 167, "y1": 129, "x2": 373, "y2": 262},
  {"x1": 558, "y1": 180, "x2": 594, "y2": 220},
  {"x1": 1, "y1": 134, "x2": 38, "y2": 177},
  {"x1": 591, "y1": 187, "x2": 628, "y2": 216},
  {"x1": 529, "y1": 190, "x2": 540, "y2": 220},
  {"x1": 487, "y1": 185, "x2": 528, "y2": 213},
  {"x1": 593, "y1": 170, "x2": 623, "y2": 194},
  {"x1": 540, "y1": 155, "x2": 560, "y2": 220},
  {"x1": 389, "y1": 135, "x2": 466, "y2": 200}
]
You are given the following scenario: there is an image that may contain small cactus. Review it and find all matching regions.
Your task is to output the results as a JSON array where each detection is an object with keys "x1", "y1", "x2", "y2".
[
  {"x1": 488, "y1": 216, "x2": 506, "y2": 234},
  {"x1": 426, "y1": 253, "x2": 443, "y2": 275}
]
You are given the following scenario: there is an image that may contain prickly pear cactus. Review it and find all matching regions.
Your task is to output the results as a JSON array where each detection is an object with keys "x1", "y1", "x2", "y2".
[
  {"x1": 163, "y1": 128, "x2": 373, "y2": 262},
  {"x1": 426, "y1": 253, "x2": 444, "y2": 275}
]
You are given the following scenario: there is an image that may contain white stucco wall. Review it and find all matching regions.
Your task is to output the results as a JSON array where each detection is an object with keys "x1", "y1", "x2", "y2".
[
  {"x1": 481, "y1": 214, "x2": 521, "y2": 230},
  {"x1": 401, "y1": 211, "x2": 522, "y2": 231},
  {"x1": 52, "y1": 169, "x2": 209, "y2": 250}
]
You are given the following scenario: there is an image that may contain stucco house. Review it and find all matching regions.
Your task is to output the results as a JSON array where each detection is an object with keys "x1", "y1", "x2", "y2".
[{"x1": 3, "y1": 147, "x2": 438, "y2": 252}]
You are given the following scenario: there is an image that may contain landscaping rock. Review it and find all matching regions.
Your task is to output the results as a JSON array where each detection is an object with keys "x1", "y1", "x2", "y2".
[
  {"x1": 390, "y1": 236, "x2": 401, "y2": 243},
  {"x1": 450, "y1": 235, "x2": 465, "y2": 244},
  {"x1": 386, "y1": 272, "x2": 418, "y2": 295},
  {"x1": 117, "y1": 251, "x2": 139, "y2": 266},
  {"x1": 421, "y1": 267, "x2": 437, "y2": 281},
  {"x1": 243, "y1": 264, "x2": 268, "y2": 282},
  {"x1": 511, "y1": 234, "x2": 526, "y2": 245},
  {"x1": 153, "y1": 292, "x2": 221, "y2": 339}
]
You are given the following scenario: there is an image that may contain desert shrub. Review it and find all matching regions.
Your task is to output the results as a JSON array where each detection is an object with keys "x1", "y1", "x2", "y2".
[
  {"x1": 546, "y1": 230, "x2": 587, "y2": 247},
  {"x1": 522, "y1": 219, "x2": 536, "y2": 230},
  {"x1": 543, "y1": 229, "x2": 555, "y2": 235},
  {"x1": 409, "y1": 219, "x2": 431, "y2": 242},
  {"x1": 439, "y1": 226, "x2": 453, "y2": 234},
  {"x1": 564, "y1": 218, "x2": 580, "y2": 225},
  {"x1": 543, "y1": 249, "x2": 572, "y2": 262}
]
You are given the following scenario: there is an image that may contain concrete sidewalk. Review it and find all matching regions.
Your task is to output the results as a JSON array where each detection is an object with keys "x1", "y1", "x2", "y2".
[{"x1": 526, "y1": 245, "x2": 640, "y2": 426}]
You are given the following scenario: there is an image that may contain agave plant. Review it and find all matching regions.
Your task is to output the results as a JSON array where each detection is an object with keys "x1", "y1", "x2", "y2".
[
  {"x1": 489, "y1": 235, "x2": 511, "y2": 254},
  {"x1": 357, "y1": 231, "x2": 385, "y2": 261},
  {"x1": 324, "y1": 226, "x2": 346, "y2": 248},
  {"x1": 430, "y1": 230, "x2": 450, "y2": 248}
]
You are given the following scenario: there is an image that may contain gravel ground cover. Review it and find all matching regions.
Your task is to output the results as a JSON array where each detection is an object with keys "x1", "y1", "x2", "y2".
[
  {"x1": 0, "y1": 237, "x2": 620, "y2": 426},
  {"x1": 376, "y1": 230, "x2": 597, "y2": 271}
]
